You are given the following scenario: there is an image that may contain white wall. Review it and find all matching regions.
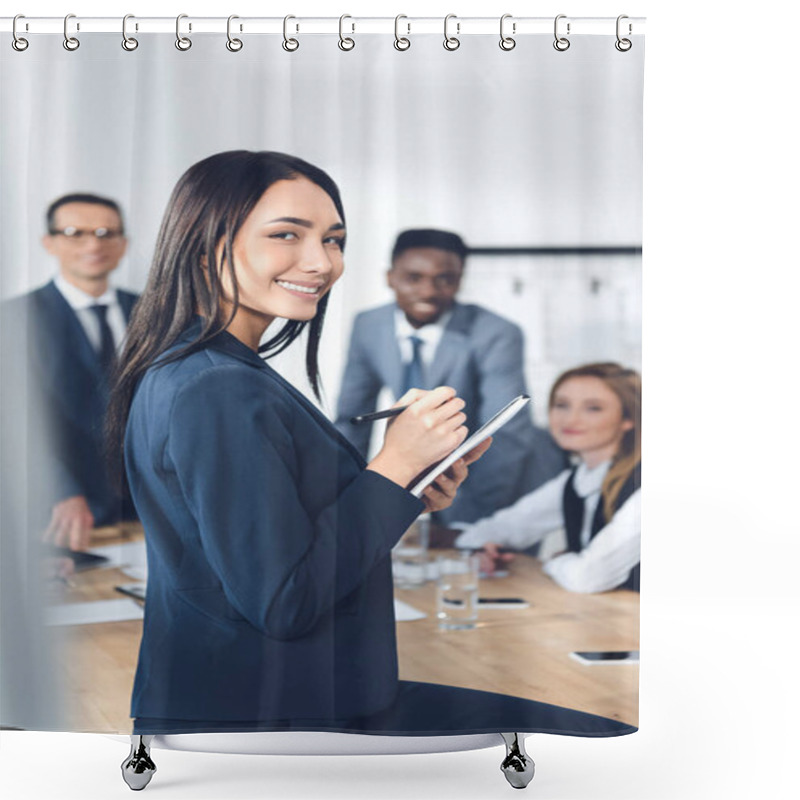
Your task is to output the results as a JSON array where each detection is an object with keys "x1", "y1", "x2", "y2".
[
  {"x1": 460, "y1": 252, "x2": 641, "y2": 421},
  {"x1": 1, "y1": 32, "x2": 642, "y2": 414}
]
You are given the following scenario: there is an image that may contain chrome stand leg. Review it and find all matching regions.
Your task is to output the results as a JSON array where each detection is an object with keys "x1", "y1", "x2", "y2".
[
  {"x1": 121, "y1": 734, "x2": 157, "y2": 791},
  {"x1": 500, "y1": 733, "x2": 535, "y2": 789}
]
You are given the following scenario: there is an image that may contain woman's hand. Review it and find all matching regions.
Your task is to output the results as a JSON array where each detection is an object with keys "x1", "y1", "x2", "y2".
[
  {"x1": 420, "y1": 437, "x2": 492, "y2": 512},
  {"x1": 478, "y1": 541, "x2": 516, "y2": 576},
  {"x1": 421, "y1": 458, "x2": 466, "y2": 512},
  {"x1": 367, "y1": 386, "x2": 469, "y2": 489}
]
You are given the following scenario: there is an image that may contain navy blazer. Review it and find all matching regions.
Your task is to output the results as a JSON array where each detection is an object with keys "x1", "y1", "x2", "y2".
[
  {"x1": 9, "y1": 280, "x2": 138, "y2": 526},
  {"x1": 335, "y1": 302, "x2": 567, "y2": 524},
  {"x1": 125, "y1": 321, "x2": 423, "y2": 723}
]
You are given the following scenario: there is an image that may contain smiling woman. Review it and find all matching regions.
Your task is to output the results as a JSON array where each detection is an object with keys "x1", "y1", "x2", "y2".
[
  {"x1": 104, "y1": 149, "x2": 486, "y2": 738},
  {"x1": 219, "y1": 177, "x2": 347, "y2": 349},
  {"x1": 102, "y1": 154, "x2": 633, "y2": 782},
  {"x1": 457, "y1": 363, "x2": 642, "y2": 594}
]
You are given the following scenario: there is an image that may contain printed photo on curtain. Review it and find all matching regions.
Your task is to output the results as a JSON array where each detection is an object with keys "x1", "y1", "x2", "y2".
[{"x1": 0, "y1": 16, "x2": 644, "y2": 790}]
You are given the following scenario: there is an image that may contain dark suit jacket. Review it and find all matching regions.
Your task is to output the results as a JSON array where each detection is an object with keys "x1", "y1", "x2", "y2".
[
  {"x1": 335, "y1": 302, "x2": 567, "y2": 524},
  {"x1": 8, "y1": 280, "x2": 138, "y2": 526},
  {"x1": 126, "y1": 321, "x2": 423, "y2": 723}
]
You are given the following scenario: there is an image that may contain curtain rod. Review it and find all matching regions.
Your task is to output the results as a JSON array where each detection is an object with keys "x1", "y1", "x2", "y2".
[
  {"x1": 1, "y1": 16, "x2": 646, "y2": 37},
  {"x1": 470, "y1": 247, "x2": 643, "y2": 257}
]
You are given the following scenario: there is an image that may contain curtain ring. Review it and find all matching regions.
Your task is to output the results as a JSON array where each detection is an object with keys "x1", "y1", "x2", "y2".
[
  {"x1": 122, "y1": 14, "x2": 139, "y2": 51},
  {"x1": 499, "y1": 14, "x2": 516, "y2": 51},
  {"x1": 226, "y1": 15, "x2": 243, "y2": 51},
  {"x1": 175, "y1": 14, "x2": 192, "y2": 50},
  {"x1": 553, "y1": 14, "x2": 570, "y2": 51},
  {"x1": 443, "y1": 14, "x2": 460, "y2": 51},
  {"x1": 63, "y1": 13, "x2": 80, "y2": 51},
  {"x1": 12, "y1": 15, "x2": 29, "y2": 52},
  {"x1": 393, "y1": 15, "x2": 410, "y2": 51},
  {"x1": 338, "y1": 14, "x2": 355, "y2": 51},
  {"x1": 282, "y1": 15, "x2": 299, "y2": 52},
  {"x1": 615, "y1": 15, "x2": 632, "y2": 52}
]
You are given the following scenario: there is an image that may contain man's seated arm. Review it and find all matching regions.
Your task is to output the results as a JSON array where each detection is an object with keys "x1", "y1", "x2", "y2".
[
  {"x1": 334, "y1": 314, "x2": 385, "y2": 457},
  {"x1": 39, "y1": 427, "x2": 97, "y2": 551},
  {"x1": 456, "y1": 322, "x2": 536, "y2": 518},
  {"x1": 45, "y1": 495, "x2": 94, "y2": 551}
]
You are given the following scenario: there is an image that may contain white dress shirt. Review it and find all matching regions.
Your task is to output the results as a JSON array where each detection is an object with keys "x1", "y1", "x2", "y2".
[
  {"x1": 54, "y1": 274, "x2": 127, "y2": 353},
  {"x1": 394, "y1": 307, "x2": 453, "y2": 372},
  {"x1": 455, "y1": 460, "x2": 641, "y2": 593}
]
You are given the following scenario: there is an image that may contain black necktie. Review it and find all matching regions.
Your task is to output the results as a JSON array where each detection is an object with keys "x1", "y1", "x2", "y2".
[
  {"x1": 89, "y1": 303, "x2": 117, "y2": 375},
  {"x1": 402, "y1": 335, "x2": 425, "y2": 393}
]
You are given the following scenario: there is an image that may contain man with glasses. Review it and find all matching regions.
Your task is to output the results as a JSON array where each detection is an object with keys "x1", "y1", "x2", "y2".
[{"x1": 22, "y1": 194, "x2": 138, "y2": 550}]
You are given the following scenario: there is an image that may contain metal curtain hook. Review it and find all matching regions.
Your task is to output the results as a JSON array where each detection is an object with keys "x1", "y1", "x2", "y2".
[
  {"x1": 283, "y1": 15, "x2": 299, "y2": 51},
  {"x1": 63, "y1": 13, "x2": 80, "y2": 51},
  {"x1": 615, "y1": 14, "x2": 632, "y2": 51},
  {"x1": 394, "y1": 14, "x2": 410, "y2": 51},
  {"x1": 226, "y1": 15, "x2": 243, "y2": 51},
  {"x1": 12, "y1": 14, "x2": 29, "y2": 51},
  {"x1": 553, "y1": 14, "x2": 570, "y2": 51},
  {"x1": 175, "y1": 14, "x2": 192, "y2": 50},
  {"x1": 499, "y1": 13, "x2": 516, "y2": 51},
  {"x1": 443, "y1": 13, "x2": 460, "y2": 51},
  {"x1": 122, "y1": 14, "x2": 139, "y2": 51},
  {"x1": 338, "y1": 14, "x2": 355, "y2": 51}
]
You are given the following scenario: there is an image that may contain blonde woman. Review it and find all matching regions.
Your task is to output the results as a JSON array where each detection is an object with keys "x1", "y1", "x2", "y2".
[{"x1": 456, "y1": 363, "x2": 641, "y2": 593}]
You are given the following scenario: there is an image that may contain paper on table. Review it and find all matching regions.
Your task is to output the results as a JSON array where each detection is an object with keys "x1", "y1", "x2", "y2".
[
  {"x1": 87, "y1": 539, "x2": 147, "y2": 577},
  {"x1": 46, "y1": 590, "x2": 421, "y2": 625},
  {"x1": 45, "y1": 598, "x2": 144, "y2": 626},
  {"x1": 394, "y1": 598, "x2": 427, "y2": 622},
  {"x1": 119, "y1": 565, "x2": 148, "y2": 581}
]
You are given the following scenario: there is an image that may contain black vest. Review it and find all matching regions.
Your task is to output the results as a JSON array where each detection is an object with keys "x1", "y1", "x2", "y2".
[{"x1": 561, "y1": 464, "x2": 641, "y2": 592}]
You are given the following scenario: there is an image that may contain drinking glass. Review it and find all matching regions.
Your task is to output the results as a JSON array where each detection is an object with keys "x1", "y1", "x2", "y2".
[
  {"x1": 392, "y1": 513, "x2": 430, "y2": 588},
  {"x1": 436, "y1": 551, "x2": 479, "y2": 630}
]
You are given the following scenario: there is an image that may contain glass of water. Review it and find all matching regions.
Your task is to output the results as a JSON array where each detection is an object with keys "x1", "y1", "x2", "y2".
[
  {"x1": 436, "y1": 551, "x2": 479, "y2": 631},
  {"x1": 392, "y1": 513, "x2": 430, "y2": 588}
]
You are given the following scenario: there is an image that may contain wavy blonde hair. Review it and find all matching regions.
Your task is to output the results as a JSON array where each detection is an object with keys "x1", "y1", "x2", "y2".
[{"x1": 549, "y1": 362, "x2": 641, "y2": 521}]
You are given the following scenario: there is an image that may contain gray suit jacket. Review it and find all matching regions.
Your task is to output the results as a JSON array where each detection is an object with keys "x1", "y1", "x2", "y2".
[{"x1": 335, "y1": 302, "x2": 566, "y2": 524}]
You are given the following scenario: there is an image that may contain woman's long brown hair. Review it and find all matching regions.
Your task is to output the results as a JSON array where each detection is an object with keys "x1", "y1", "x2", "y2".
[
  {"x1": 549, "y1": 362, "x2": 641, "y2": 521},
  {"x1": 105, "y1": 150, "x2": 346, "y2": 486}
]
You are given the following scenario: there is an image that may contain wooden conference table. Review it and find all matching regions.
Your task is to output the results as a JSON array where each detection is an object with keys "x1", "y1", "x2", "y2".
[{"x1": 55, "y1": 524, "x2": 639, "y2": 733}]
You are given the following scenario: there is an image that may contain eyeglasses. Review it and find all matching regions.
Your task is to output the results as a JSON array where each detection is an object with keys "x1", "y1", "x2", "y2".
[{"x1": 49, "y1": 226, "x2": 125, "y2": 241}]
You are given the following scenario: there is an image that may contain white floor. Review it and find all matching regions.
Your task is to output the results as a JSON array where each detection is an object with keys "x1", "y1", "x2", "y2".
[{"x1": 3, "y1": 595, "x2": 797, "y2": 800}]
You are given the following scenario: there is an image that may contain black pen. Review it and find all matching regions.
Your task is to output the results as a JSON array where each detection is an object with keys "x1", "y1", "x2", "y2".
[{"x1": 350, "y1": 405, "x2": 410, "y2": 425}]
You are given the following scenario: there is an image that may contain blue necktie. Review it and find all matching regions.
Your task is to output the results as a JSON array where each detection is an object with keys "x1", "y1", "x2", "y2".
[
  {"x1": 89, "y1": 303, "x2": 117, "y2": 376},
  {"x1": 402, "y1": 335, "x2": 425, "y2": 393}
]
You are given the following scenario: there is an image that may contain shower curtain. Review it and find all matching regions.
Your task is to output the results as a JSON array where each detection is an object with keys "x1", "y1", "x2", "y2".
[{"x1": 0, "y1": 15, "x2": 644, "y2": 751}]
